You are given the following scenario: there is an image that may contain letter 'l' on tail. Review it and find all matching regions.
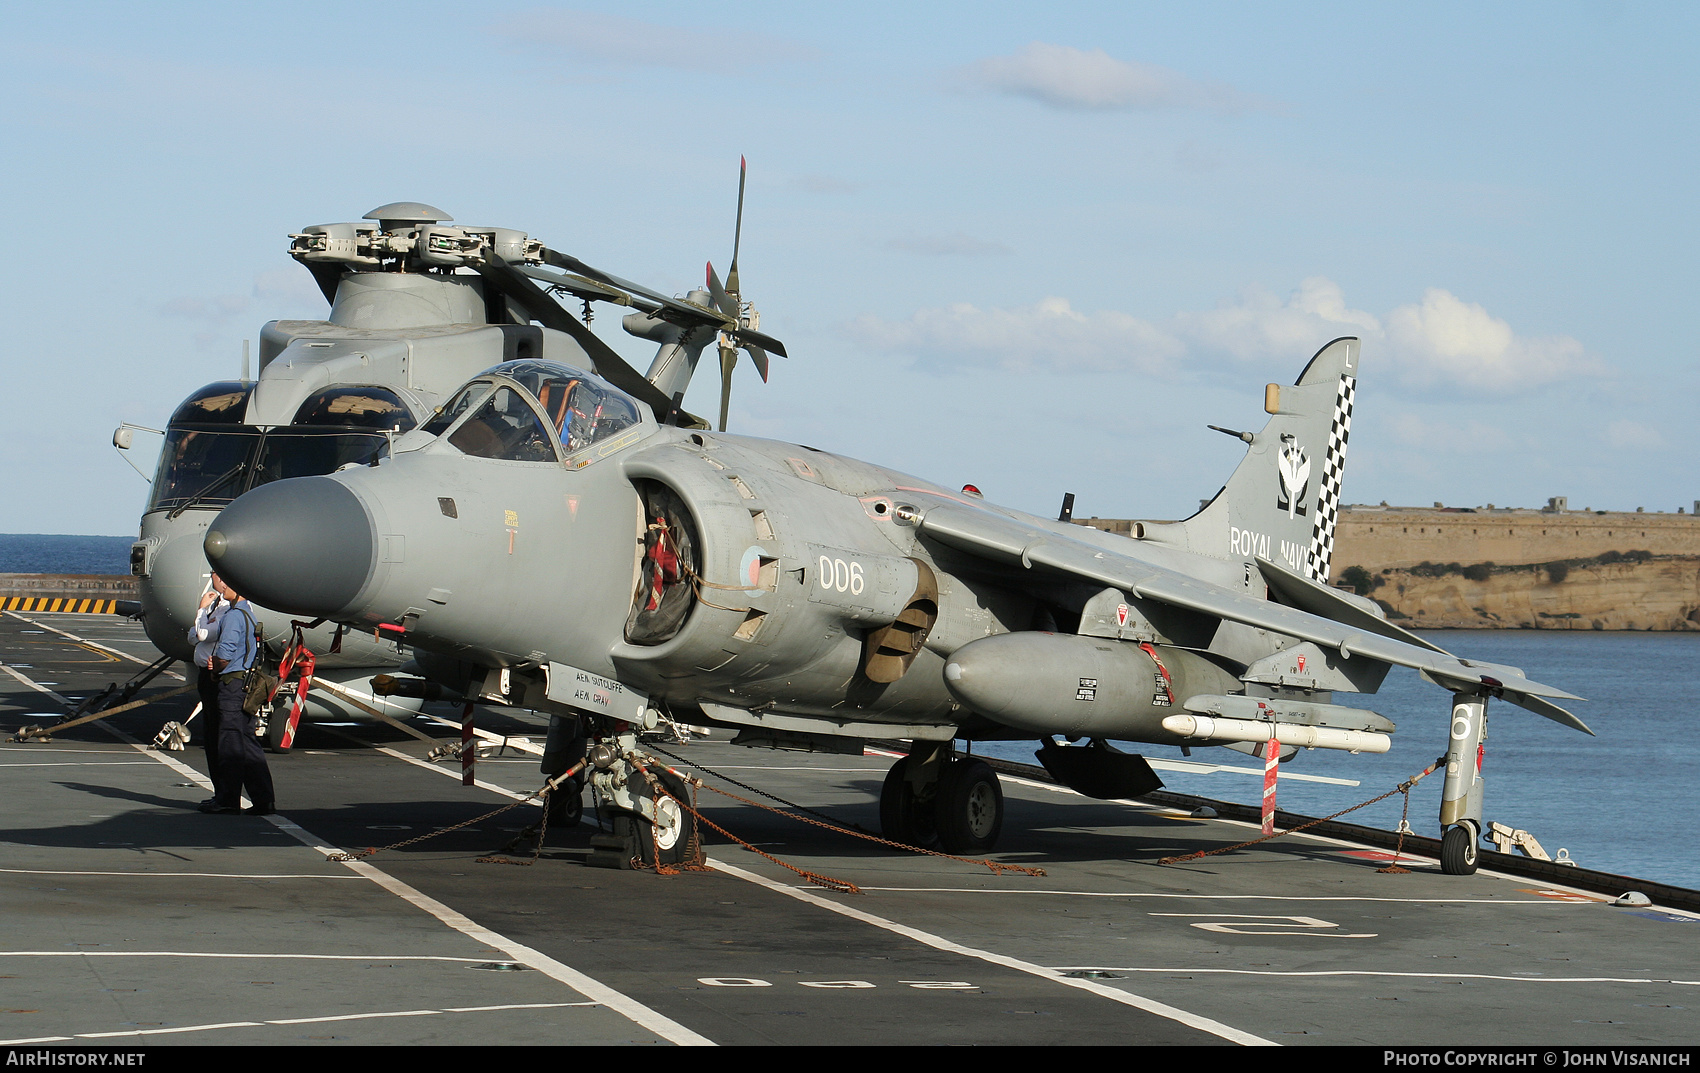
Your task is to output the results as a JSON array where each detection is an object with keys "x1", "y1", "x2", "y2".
[{"x1": 1164, "y1": 337, "x2": 1359, "y2": 583}]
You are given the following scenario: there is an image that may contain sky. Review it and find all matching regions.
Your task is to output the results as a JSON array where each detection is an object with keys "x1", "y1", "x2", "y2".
[{"x1": 3, "y1": 1, "x2": 1696, "y2": 535}]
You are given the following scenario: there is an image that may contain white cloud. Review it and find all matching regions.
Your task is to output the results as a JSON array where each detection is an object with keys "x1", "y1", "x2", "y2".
[
  {"x1": 847, "y1": 278, "x2": 1601, "y2": 394},
  {"x1": 1382, "y1": 288, "x2": 1603, "y2": 390},
  {"x1": 960, "y1": 42, "x2": 1264, "y2": 112},
  {"x1": 846, "y1": 296, "x2": 1182, "y2": 374},
  {"x1": 487, "y1": 10, "x2": 815, "y2": 72},
  {"x1": 1174, "y1": 277, "x2": 1380, "y2": 363},
  {"x1": 1387, "y1": 412, "x2": 1513, "y2": 452},
  {"x1": 1604, "y1": 419, "x2": 1663, "y2": 450},
  {"x1": 886, "y1": 232, "x2": 1013, "y2": 257}
]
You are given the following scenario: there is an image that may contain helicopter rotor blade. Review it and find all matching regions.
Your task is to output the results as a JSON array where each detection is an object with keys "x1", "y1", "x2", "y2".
[
  {"x1": 717, "y1": 343, "x2": 738, "y2": 432},
  {"x1": 540, "y1": 248, "x2": 730, "y2": 331},
  {"x1": 734, "y1": 326, "x2": 786, "y2": 359},
  {"x1": 474, "y1": 256, "x2": 691, "y2": 423},
  {"x1": 513, "y1": 264, "x2": 632, "y2": 306},
  {"x1": 706, "y1": 261, "x2": 738, "y2": 322},
  {"x1": 745, "y1": 343, "x2": 769, "y2": 383},
  {"x1": 727, "y1": 155, "x2": 746, "y2": 299}
]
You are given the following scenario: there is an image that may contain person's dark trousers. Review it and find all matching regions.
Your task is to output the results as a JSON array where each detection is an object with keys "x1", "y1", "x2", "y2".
[
  {"x1": 196, "y1": 668, "x2": 231, "y2": 802},
  {"x1": 215, "y1": 676, "x2": 275, "y2": 810}
]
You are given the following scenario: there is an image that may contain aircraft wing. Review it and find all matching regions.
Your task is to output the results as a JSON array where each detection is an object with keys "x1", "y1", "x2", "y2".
[{"x1": 908, "y1": 498, "x2": 1592, "y2": 734}]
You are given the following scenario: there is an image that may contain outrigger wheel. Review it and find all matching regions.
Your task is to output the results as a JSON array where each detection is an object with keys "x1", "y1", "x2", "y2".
[
  {"x1": 880, "y1": 754, "x2": 1005, "y2": 855},
  {"x1": 1441, "y1": 821, "x2": 1480, "y2": 875}
]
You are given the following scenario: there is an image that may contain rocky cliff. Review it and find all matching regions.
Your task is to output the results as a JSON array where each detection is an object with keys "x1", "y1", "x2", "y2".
[{"x1": 1354, "y1": 557, "x2": 1700, "y2": 631}]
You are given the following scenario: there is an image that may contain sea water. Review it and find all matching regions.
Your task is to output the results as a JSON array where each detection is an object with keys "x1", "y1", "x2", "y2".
[
  {"x1": 975, "y1": 630, "x2": 1700, "y2": 890},
  {"x1": 0, "y1": 533, "x2": 135, "y2": 574}
]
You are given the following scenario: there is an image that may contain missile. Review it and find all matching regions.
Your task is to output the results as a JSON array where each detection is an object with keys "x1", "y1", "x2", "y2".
[
  {"x1": 1161, "y1": 713, "x2": 1391, "y2": 754},
  {"x1": 1162, "y1": 692, "x2": 1392, "y2": 753}
]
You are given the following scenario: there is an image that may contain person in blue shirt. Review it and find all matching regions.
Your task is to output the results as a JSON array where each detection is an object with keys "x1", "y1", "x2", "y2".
[
  {"x1": 187, "y1": 579, "x2": 231, "y2": 810},
  {"x1": 198, "y1": 574, "x2": 275, "y2": 815}
]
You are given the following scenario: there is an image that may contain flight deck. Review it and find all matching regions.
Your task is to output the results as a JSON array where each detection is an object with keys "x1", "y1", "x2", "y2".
[{"x1": 2, "y1": 610, "x2": 1695, "y2": 1048}]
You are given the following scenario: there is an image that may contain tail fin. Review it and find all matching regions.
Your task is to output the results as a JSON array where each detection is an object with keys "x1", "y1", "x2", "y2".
[{"x1": 1151, "y1": 337, "x2": 1359, "y2": 583}]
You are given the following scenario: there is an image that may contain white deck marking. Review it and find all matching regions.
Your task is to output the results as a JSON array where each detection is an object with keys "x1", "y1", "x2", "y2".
[
  {"x1": 1049, "y1": 966, "x2": 1700, "y2": 986},
  {"x1": 419, "y1": 712, "x2": 546, "y2": 754},
  {"x1": 3, "y1": 951, "x2": 506, "y2": 962},
  {"x1": 2, "y1": 610, "x2": 185, "y2": 676},
  {"x1": 0, "y1": 664, "x2": 75, "y2": 706},
  {"x1": 832, "y1": 886, "x2": 1590, "y2": 904},
  {"x1": 1, "y1": 867, "x2": 358, "y2": 880},
  {"x1": 870, "y1": 753, "x2": 1688, "y2": 915},
  {"x1": 705, "y1": 856, "x2": 1276, "y2": 1046},
  {"x1": 316, "y1": 728, "x2": 1274, "y2": 1042},
  {"x1": 297, "y1": 849, "x2": 712, "y2": 1045},
  {"x1": 0, "y1": 760, "x2": 162, "y2": 767},
  {"x1": 670, "y1": 764, "x2": 889, "y2": 773},
  {"x1": 0, "y1": 1002, "x2": 599, "y2": 1044},
  {"x1": 0, "y1": 660, "x2": 715, "y2": 1047},
  {"x1": 312, "y1": 722, "x2": 536, "y2": 800},
  {"x1": 0, "y1": 746, "x2": 157, "y2": 754}
]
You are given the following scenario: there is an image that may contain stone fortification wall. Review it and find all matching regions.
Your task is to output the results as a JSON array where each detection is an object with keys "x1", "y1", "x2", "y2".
[
  {"x1": 1332, "y1": 507, "x2": 1700, "y2": 569},
  {"x1": 1366, "y1": 558, "x2": 1700, "y2": 631},
  {"x1": 1076, "y1": 505, "x2": 1700, "y2": 630},
  {"x1": 1080, "y1": 507, "x2": 1700, "y2": 569}
]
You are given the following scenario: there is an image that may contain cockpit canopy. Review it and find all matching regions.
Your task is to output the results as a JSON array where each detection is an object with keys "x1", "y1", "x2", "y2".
[{"x1": 424, "y1": 359, "x2": 645, "y2": 463}]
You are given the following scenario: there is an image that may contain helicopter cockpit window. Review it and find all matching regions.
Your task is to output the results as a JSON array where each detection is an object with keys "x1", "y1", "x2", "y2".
[
  {"x1": 149, "y1": 427, "x2": 261, "y2": 512},
  {"x1": 448, "y1": 385, "x2": 559, "y2": 462},
  {"x1": 293, "y1": 387, "x2": 416, "y2": 431},
  {"x1": 169, "y1": 381, "x2": 254, "y2": 426},
  {"x1": 149, "y1": 381, "x2": 261, "y2": 512}
]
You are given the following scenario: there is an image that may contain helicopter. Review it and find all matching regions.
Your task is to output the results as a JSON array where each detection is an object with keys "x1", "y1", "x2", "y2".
[
  {"x1": 121, "y1": 182, "x2": 776, "y2": 750},
  {"x1": 194, "y1": 168, "x2": 1589, "y2": 875}
]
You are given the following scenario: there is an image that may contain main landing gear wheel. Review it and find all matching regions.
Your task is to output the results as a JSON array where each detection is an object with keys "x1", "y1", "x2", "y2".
[
  {"x1": 1441, "y1": 823, "x2": 1479, "y2": 875},
  {"x1": 935, "y1": 759, "x2": 1003, "y2": 855},
  {"x1": 879, "y1": 755, "x2": 940, "y2": 850}
]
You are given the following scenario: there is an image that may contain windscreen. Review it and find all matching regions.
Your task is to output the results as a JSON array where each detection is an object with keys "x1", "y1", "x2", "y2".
[
  {"x1": 251, "y1": 431, "x2": 390, "y2": 485},
  {"x1": 149, "y1": 428, "x2": 261, "y2": 512},
  {"x1": 148, "y1": 380, "x2": 402, "y2": 513}
]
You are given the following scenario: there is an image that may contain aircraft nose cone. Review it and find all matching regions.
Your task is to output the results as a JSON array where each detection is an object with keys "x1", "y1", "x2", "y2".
[{"x1": 205, "y1": 477, "x2": 376, "y2": 618}]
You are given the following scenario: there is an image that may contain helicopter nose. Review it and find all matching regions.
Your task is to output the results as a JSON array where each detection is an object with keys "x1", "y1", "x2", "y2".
[{"x1": 204, "y1": 477, "x2": 376, "y2": 618}]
